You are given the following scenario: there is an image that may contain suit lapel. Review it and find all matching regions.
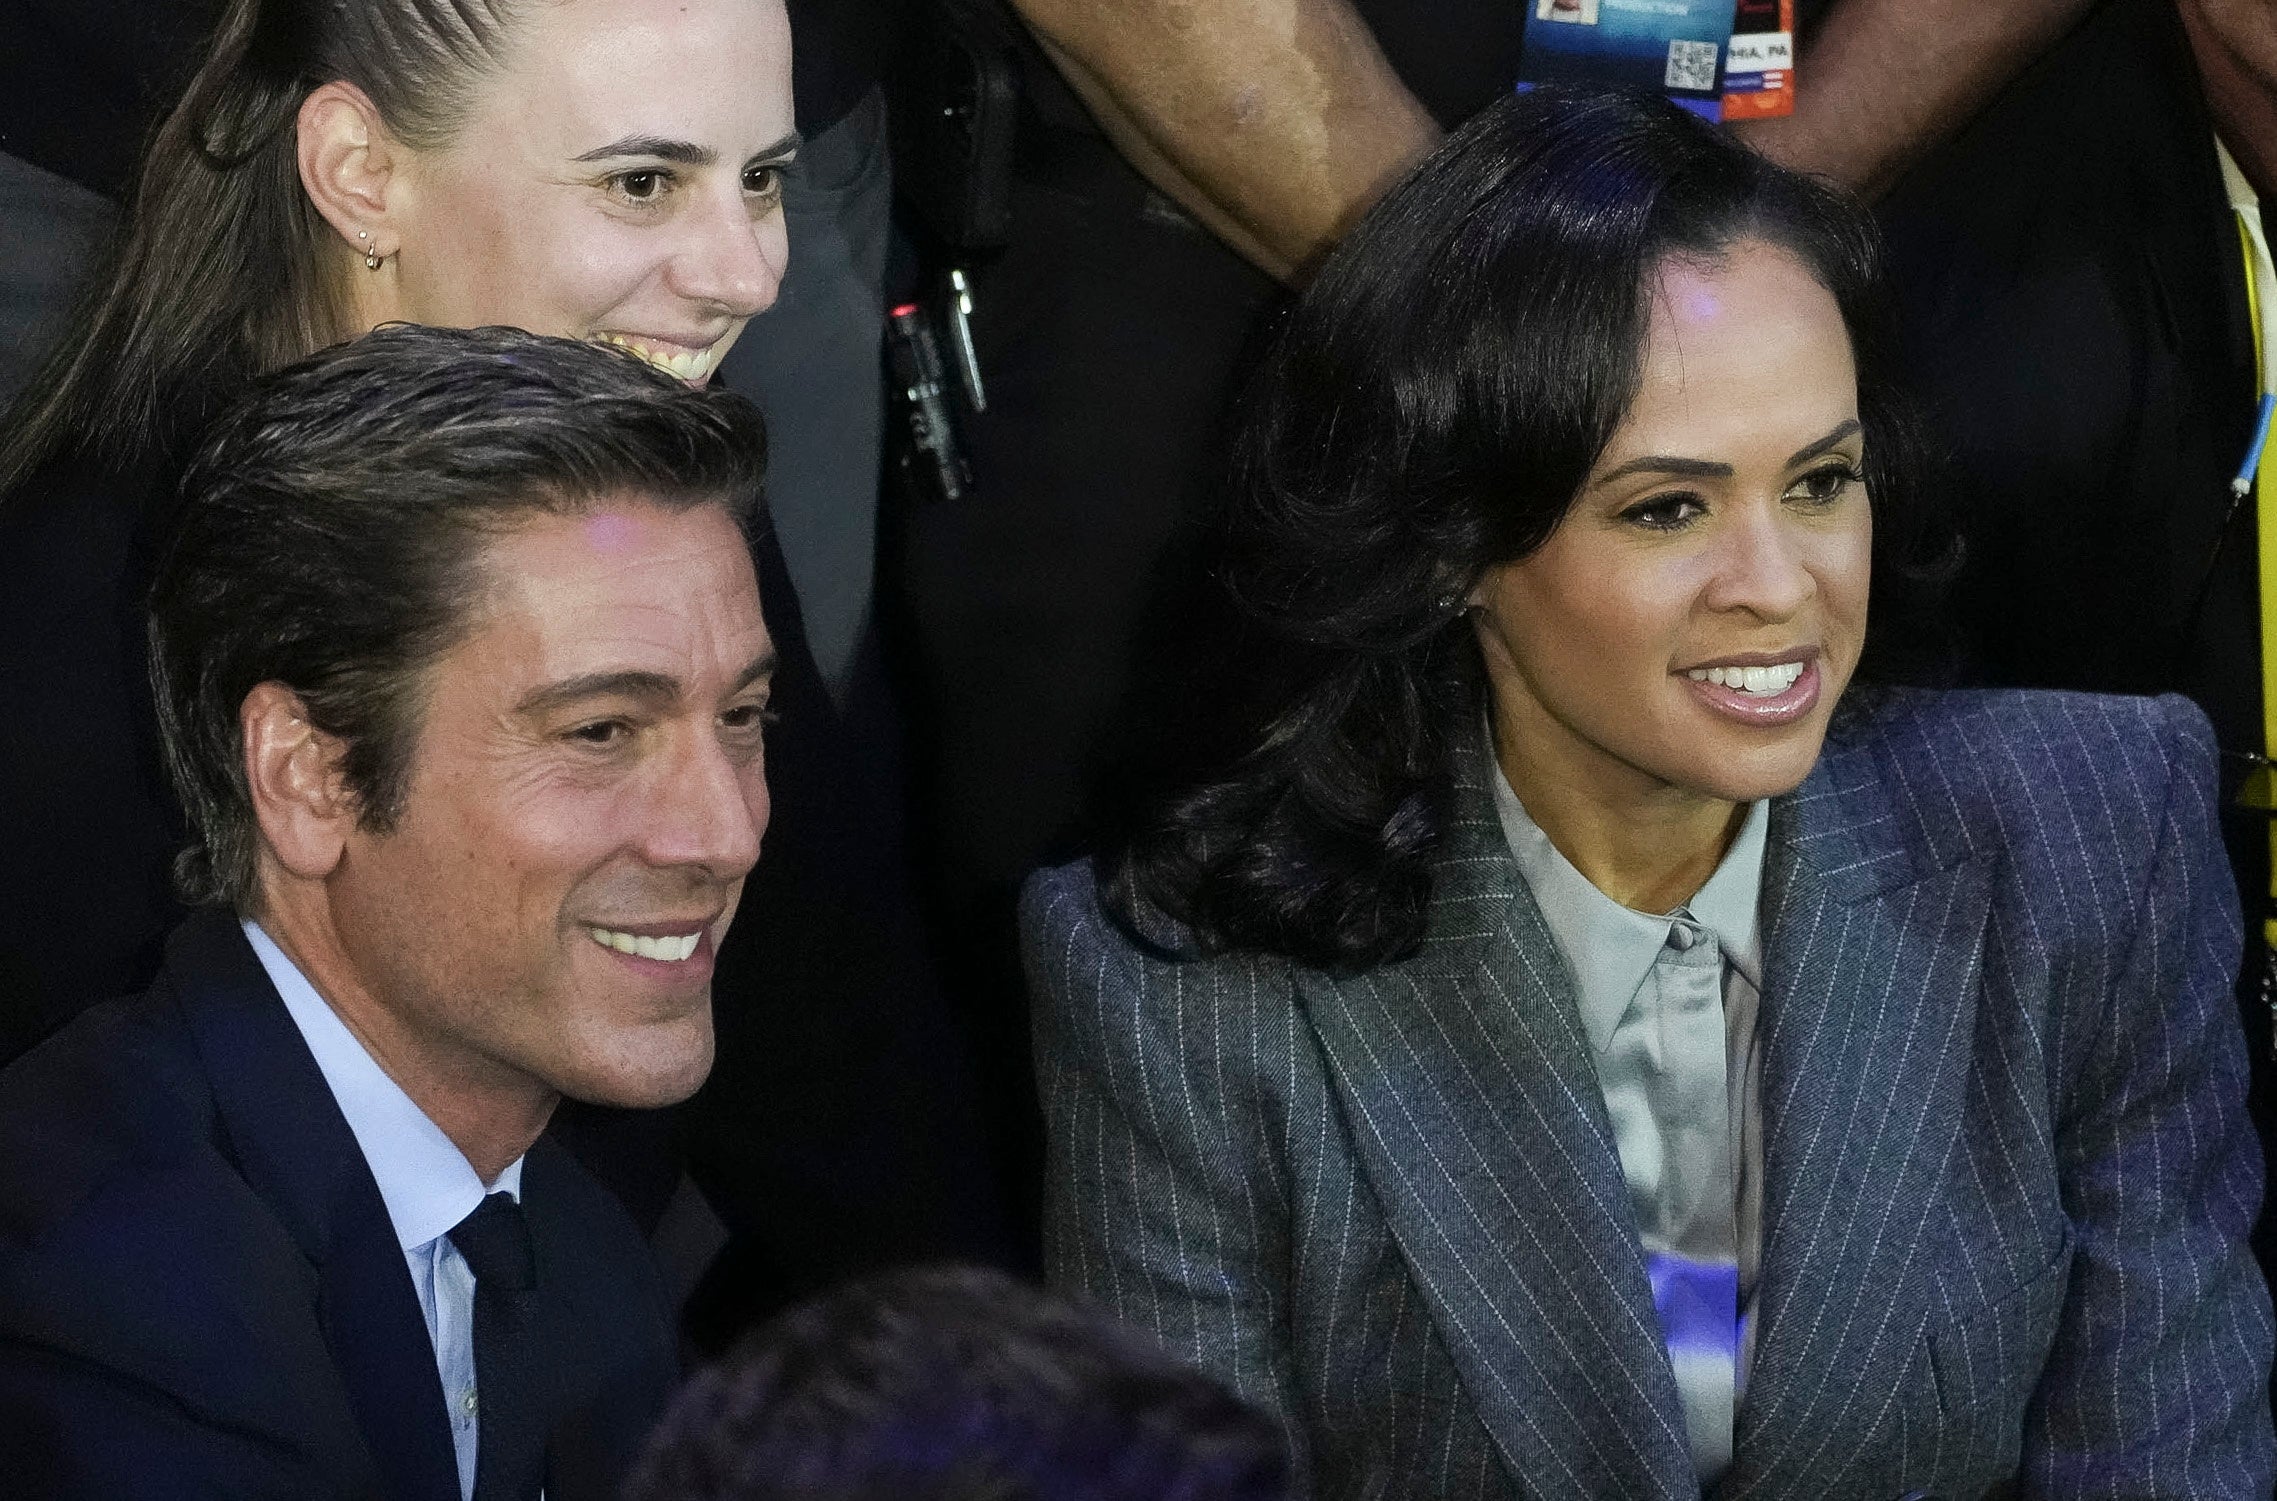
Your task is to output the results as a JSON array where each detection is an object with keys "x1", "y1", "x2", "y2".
[
  {"x1": 1300, "y1": 739, "x2": 1694, "y2": 1500},
  {"x1": 170, "y1": 913, "x2": 462, "y2": 1501},
  {"x1": 1720, "y1": 711, "x2": 1993, "y2": 1499}
]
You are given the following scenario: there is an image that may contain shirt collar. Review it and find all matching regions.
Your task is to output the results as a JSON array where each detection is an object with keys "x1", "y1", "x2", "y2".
[
  {"x1": 2220, "y1": 134, "x2": 2277, "y2": 417},
  {"x1": 1688, "y1": 797, "x2": 1767, "y2": 992},
  {"x1": 2220, "y1": 134, "x2": 2259, "y2": 216},
  {"x1": 244, "y1": 919, "x2": 521, "y2": 1254},
  {"x1": 1487, "y1": 745, "x2": 1769, "y2": 1055}
]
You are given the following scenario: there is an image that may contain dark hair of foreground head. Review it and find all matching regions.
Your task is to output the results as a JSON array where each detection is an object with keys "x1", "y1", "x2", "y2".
[
  {"x1": 1101, "y1": 85, "x2": 1958, "y2": 975},
  {"x1": 621, "y1": 1265, "x2": 1291, "y2": 1501},
  {"x1": 148, "y1": 321, "x2": 769, "y2": 914}
]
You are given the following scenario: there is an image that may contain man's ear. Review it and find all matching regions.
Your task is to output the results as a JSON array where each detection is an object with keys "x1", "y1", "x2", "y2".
[
  {"x1": 296, "y1": 80, "x2": 405, "y2": 265},
  {"x1": 242, "y1": 682, "x2": 356, "y2": 881}
]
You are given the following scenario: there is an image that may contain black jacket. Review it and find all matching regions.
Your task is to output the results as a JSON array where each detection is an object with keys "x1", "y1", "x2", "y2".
[
  {"x1": 0, "y1": 912, "x2": 676, "y2": 1499},
  {"x1": 1879, "y1": 0, "x2": 2258, "y2": 750},
  {"x1": 0, "y1": 443, "x2": 182, "y2": 1056}
]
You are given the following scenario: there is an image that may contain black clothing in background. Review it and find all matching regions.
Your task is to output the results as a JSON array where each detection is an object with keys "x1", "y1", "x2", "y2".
[
  {"x1": 695, "y1": 0, "x2": 1027, "y2": 1316},
  {"x1": 0, "y1": 0, "x2": 210, "y2": 401},
  {"x1": 1870, "y1": 0, "x2": 2275, "y2": 1277},
  {"x1": 0, "y1": 911, "x2": 676, "y2": 1500},
  {"x1": 0, "y1": 157, "x2": 114, "y2": 406},
  {"x1": 787, "y1": 0, "x2": 898, "y2": 135},
  {"x1": 1880, "y1": 0, "x2": 2256, "y2": 750},
  {"x1": 1350, "y1": 0, "x2": 1522, "y2": 126},
  {"x1": 885, "y1": 2, "x2": 1533, "y2": 1239},
  {"x1": 884, "y1": 97, "x2": 1270, "y2": 1239},
  {"x1": 1875, "y1": 0, "x2": 2260, "y2": 949},
  {"x1": 0, "y1": 445, "x2": 183, "y2": 1051},
  {"x1": 0, "y1": 0, "x2": 220, "y2": 199}
]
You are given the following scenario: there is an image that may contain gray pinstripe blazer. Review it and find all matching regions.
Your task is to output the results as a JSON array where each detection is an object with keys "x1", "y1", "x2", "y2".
[{"x1": 1026, "y1": 689, "x2": 2276, "y2": 1499}]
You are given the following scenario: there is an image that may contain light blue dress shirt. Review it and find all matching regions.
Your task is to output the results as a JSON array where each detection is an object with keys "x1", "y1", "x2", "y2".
[
  {"x1": 245, "y1": 920, "x2": 522, "y2": 1501},
  {"x1": 1486, "y1": 758, "x2": 1767, "y2": 1485}
]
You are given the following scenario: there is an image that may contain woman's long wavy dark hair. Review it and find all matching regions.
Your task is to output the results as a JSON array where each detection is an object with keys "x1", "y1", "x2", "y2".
[
  {"x1": 0, "y1": 0, "x2": 521, "y2": 490},
  {"x1": 1102, "y1": 86, "x2": 1955, "y2": 974}
]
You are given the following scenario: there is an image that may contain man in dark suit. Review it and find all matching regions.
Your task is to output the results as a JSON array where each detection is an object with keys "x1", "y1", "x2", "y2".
[{"x1": 0, "y1": 325, "x2": 781, "y2": 1499}]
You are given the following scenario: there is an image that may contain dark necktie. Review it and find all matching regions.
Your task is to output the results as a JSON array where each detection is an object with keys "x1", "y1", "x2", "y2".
[{"x1": 449, "y1": 1192, "x2": 544, "y2": 1501}]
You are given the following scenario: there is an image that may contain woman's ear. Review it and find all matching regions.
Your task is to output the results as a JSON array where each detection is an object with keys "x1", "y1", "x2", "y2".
[
  {"x1": 241, "y1": 681, "x2": 355, "y2": 884},
  {"x1": 1448, "y1": 563, "x2": 1488, "y2": 614},
  {"x1": 296, "y1": 81, "x2": 403, "y2": 264}
]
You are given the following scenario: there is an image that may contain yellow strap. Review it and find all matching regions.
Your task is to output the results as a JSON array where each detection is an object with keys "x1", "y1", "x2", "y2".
[
  {"x1": 2250, "y1": 216, "x2": 2269, "y2": 390},
  {"x1": 2241, "y1": 213, "x2": 2277, "y2": 945}
]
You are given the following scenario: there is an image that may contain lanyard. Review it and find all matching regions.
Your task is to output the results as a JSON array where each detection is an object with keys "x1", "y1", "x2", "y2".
[{"x1": 2237, "y1": 210, "x2": 2277, "y2": 948}]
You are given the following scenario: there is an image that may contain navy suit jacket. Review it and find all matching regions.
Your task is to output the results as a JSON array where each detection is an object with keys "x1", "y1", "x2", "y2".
[
  {"x1": 1028, "y1": 689, "x2": 2277, "y2": 1498},
  {"x1": 0, "y1": 912, "x2": 676, "y2": 1499}
]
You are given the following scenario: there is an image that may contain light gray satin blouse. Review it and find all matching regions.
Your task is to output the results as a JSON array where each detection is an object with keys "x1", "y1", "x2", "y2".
[{"x1": 1487, "y1": 752, "x2": 1767, "y2": 1484}]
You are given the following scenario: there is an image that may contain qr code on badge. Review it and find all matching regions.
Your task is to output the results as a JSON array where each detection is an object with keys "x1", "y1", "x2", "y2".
[{"x1": 1665, "y1": 39, "x2": 1720, "y2": 91}]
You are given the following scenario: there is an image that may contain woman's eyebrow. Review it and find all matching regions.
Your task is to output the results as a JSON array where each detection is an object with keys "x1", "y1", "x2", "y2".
[
  {"x1": 574, "y1": 136, "x2": 716, "y2": 166},
  {"x1": 1786, "y1": 418, "x2": 1863, "y2": 468},
  {"x1": 573, "y1": 132, "x2": 799, "y2": 169},
  {"x1": 1594, "y1": 454, "x2": 1733, "y2": 485},
  {"x1": 1592, "y1": 418, "x2": 1866, "y2": 487}
]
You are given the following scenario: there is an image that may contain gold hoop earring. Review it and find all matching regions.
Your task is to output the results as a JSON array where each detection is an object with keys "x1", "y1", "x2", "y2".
[{"x1": 366, "y1": 246, "x2": 383, "y2": 272}]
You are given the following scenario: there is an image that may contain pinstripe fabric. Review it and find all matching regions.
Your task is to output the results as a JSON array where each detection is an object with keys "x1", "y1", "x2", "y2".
[{"x1": 1027, "y1": 688, "x2": 2277, "y2": 1499}]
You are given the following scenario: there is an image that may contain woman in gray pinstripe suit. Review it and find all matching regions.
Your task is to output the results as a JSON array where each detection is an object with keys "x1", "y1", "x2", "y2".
[{"x1": 1025, "y1": 88, "x2": 2276, "y2": 1500}]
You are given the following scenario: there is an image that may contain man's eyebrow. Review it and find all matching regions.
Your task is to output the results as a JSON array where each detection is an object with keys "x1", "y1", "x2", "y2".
[
  {"x1": 728, "y1": 649, "x2": 778, "y2": 696},
  {"x1": 1786, "y1": 419, "x2": 1864, "y2": 468},
  {"x1": 515, "y1": 650, "x2": 777, "y2": 719},
  {"x1": 516, "y1": 670, "x2": 681, "y2": 718}
]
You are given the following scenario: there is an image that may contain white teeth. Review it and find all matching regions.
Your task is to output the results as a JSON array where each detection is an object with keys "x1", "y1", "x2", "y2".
[
  {"x1": 586, "y1": 927, "x2": 700, "y2": 962},
  {"x1": 593, "y1": 333, "x2": 726, "y2": 384},
  {"x1": 1686, "y1": 661, "x2": 1805, "y2": 696}
]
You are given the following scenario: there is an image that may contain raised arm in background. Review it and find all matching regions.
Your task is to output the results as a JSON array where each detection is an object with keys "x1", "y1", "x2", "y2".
[
  {"x1": 1731, "y1": 0, "x2": 2100, "y2": 200},
  {"x1": 2178, "y1": 0, "x2": 2277, "y2": 198},
  {"x1": 1008, "y1": 0, "x2": 2102, "y2": 281},
  {"x1": 1013, "y1": 0, "x2": 1438, "y2": 281}
]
